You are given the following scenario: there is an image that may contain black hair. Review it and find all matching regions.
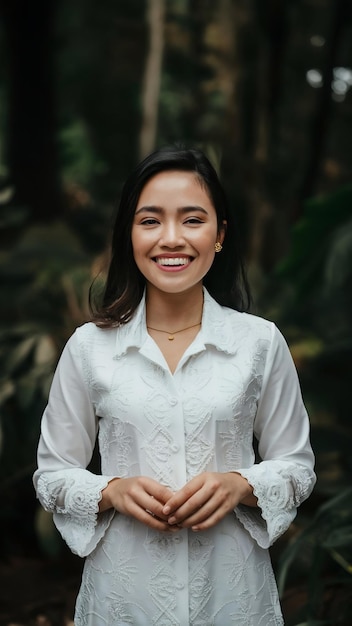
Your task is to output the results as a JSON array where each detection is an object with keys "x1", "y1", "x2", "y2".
[{"x1": 91, "y1": 145, "x2": 251, "y2": 326}]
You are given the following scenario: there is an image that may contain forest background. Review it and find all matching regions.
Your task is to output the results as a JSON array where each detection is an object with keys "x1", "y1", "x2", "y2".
[{"x1": 0, "y1": 0, "x2": 351, "y2": 625}]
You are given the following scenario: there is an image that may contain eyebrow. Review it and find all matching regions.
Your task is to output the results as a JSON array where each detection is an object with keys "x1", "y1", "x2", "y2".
[{"x1": 135, "y1": 205, "x2": 209, "y2": 216}]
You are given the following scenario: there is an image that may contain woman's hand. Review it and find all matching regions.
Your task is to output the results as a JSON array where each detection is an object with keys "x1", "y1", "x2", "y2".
[
  {"x1": 162, "y1": 472, "x2": 257, "y2": 531},
  {"x1": 100, "y1": 476, "x2": 177, "y2": 532}
]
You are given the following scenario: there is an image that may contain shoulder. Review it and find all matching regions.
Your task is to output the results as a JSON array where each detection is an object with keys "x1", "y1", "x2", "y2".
[
  {"x1": 205, "y1": 289, "x2": 273, "y2": 336},
  {"x1": 204, "y1": 290, "x2": 278, "y2": 354},
  {"x1": 70, "y1": 322, "x2": 119, "y2": 357},
  {"x1": 225, "y1": 308, "x2": 294, "y2": 370},
  {"x1": 219, "y1": 308, "x2": 294, "y2": 379},
  {"x1": 226, "y1": 307, "x2": 274, "y2": 332},
  {"x1": 220, "y1": 304, "x2": 276, "y2": 345},
  {"x1": 75, "y1": 321, "x2": 117, "y2": 342}
]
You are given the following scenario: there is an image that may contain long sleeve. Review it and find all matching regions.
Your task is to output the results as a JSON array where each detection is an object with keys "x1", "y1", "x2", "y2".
[
  {"x1": 235, "y1": 323, "x2": 316, "y2": 548},
  {"x1": 33, "y1": 329, "x2": 116, "y2": 557}
]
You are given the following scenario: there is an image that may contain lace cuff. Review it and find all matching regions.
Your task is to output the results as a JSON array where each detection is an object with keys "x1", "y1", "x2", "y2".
[
  {"x1": 37, "y1": 469, "x2": 116, "y2": 557},
  {"x1": 234, "y1": 461, "x2": 315, "y2": 548}
]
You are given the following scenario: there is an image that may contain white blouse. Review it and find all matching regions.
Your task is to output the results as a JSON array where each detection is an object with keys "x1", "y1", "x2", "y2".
[{"x1": 33, "y1": 289, "x2": 316, "y2": 626}]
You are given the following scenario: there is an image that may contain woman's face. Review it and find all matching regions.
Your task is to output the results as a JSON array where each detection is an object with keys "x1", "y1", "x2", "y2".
[{"x1": 131, "y1": 170, "x2": 225, "y2": 297}]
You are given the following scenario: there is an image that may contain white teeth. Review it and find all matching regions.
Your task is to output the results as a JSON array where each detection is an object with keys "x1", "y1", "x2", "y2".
[{"x1": 156, "y1": 257, "x2": 190, "y2": 266}]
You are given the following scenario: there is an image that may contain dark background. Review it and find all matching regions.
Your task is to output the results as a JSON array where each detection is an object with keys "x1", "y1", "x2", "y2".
[{"x1": 0, "y1": 1, "x2": 351, "y2": 624}]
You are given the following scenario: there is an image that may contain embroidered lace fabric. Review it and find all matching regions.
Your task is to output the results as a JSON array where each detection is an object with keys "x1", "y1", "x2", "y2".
[{"x1": 33, "y1": 289, "x2": 316, "y2": 625}]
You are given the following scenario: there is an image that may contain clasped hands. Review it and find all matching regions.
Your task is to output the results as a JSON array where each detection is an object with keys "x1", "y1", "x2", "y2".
[{"x1": 100, "y1": 472, "x2": 256, "y2": 532}]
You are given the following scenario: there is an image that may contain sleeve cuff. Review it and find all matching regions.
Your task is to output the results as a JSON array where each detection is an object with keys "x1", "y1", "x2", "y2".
[
  {"x1": 37, "y1": 470, "x2": 117, "y2": 557},
  {"x1": 234, "y1": 461, "x2": 314, "y2": 548}
]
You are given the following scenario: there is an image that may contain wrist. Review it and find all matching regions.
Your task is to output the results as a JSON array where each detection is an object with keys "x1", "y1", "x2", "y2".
[
  {"x1": 99, "y1": 477, "x2": 120, "y2": 512},
  {"x1": 231, "y1": 472, "x2": 257, "y2": 508}
]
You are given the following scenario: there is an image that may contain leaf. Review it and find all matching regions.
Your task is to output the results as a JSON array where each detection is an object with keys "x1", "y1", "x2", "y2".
[
  {"x1": 5, "y1": 336, "x2": 37, "y2": 374},
  {"x1": 317, "y1": 487, "x2": 352, "y2": 517},
  {"x1": 322, "y1": 526, "x2": 352, "y2": 549},
  {"x1": 0, "y1": 379, "x2": 15, "y2": 405},
  {"x1": 324, "y1": 219, "x2": 352, "y2": 292},
  {"x1": 277, "y1": 487, "x2": 352, "y2": 594},
  {"x1": 277, "y1": 185, "x2": 352, "y2": 278},
  {"x1": 34, "y1": 335, "x2": 57, "y2": 366},
  {"x1": 328, "y1": 548, "x2": 352, "y2": 574}
]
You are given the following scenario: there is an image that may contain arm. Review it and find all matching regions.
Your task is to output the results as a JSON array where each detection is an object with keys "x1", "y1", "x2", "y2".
[
  {"x1": 234, "y1": 324, "x2": 316, "y2": 548},
  {"x1": 162, "y1": 324, "x2": 315, "y2": 543},
  {"x1": 33, "y1": 328, "x2": 116, "y2": 557}
]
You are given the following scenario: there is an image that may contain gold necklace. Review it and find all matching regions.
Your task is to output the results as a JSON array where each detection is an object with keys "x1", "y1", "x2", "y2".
[{"x1": 147, "y1": 322, "x2": 201, "y2": 341}]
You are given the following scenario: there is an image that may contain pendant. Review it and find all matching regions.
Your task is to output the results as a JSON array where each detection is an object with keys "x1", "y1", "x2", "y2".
[{"x1": 168, "y1": 335, "x2": 174, "y2": 341}]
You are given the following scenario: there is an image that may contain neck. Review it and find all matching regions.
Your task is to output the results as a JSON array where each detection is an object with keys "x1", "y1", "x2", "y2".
[{"x1": 145, "y1": 284, "x2": 204, "y2": 329}]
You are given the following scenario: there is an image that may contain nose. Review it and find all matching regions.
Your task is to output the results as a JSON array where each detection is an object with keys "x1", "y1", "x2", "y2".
[{"x1": 159, "y1": 221, "x2": 186, "y2": 248}]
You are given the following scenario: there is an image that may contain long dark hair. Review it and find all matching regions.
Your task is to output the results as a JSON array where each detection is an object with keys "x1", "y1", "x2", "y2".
[{"x1": 91, "y1": 145, "x2": 251, "y2": 327}]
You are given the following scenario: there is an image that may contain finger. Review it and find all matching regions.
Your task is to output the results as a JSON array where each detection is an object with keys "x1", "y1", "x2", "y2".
[
  {"x1": 126, "y1": 478, "x2": 173, "y2": 520},
  {"x1": 173, "y1": 498, "x2": 223, "y2": 527},
  {"x1": 128, "y1": 499, "x2": 179, "y2": 532},
  {"x1": 133, "y1": 492, "x2": 170, "y2": 522},
  {"x1": 146, "y1": 481, "x2": 174, "y2": 505},
  {"x1": 167, "y1": 477, "x2": 235, "y2": 526},
  {"x1": 143, "y1": 481, "x2": 175, "y2": 516},
  {"x1": 190, "y1": 507, "x2": 228, "y2": 531},
  {"x1": 162, "y1": 478, "x2": 203, "y2": 515},
  {"x1": 167, "y1": 489, "x2": 212, "y2": 525}
]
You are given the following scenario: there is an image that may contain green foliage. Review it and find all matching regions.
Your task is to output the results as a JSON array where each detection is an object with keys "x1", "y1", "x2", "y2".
[
  {"x1": 276, "y1": 185, "x2": 352, "y2": 342},
  {"x1": 278, "y1": 488, "x2": 352, "y2": 626},
  {"x1": 59, "y1": 119, "x2": 107, "y2": 188},
  {"x1": 0, "y1": 202, "x2": 101, "y2": 557},
  {"x1": 267, "y1": 186, "x2": 352, "y2": 624}
]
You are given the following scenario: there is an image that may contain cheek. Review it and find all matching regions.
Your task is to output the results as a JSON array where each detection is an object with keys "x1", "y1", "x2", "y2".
[
  {"x1": 131, "y1": 228, "x2": 144, "y2": 256},
  {"x1": 197, "y1": 231, "x2": 218, "y2": 253},
  {"x1": 131, "y1": 241, "x2": 143, "y2": 271}
]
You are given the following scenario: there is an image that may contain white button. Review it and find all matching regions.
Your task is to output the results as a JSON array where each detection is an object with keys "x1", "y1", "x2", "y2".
[
  {"x1": 173, "y1": 535, "x2": 183, "y2": 543},
  {"x1": 170, "y1": 397, "x2": 178, "y2": 406},
  {"x1": 176, "y1": 581, "x2": 185, "y2": 590},
  {"x1": 171, "y1": 444, "x2": 180, "y2": 453}
]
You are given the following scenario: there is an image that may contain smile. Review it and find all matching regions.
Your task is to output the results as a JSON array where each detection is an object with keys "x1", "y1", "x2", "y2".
[{"x1": 154, "y1": 257, "x2": 192, "y2": 266}]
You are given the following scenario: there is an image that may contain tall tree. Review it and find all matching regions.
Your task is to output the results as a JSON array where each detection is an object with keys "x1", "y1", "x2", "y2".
[{"x1": 139, "y1": 0, "x2": 165, "y2": 158}]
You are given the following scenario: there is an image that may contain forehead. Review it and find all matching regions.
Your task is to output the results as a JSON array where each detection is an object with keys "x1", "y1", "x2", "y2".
[{"x1": 137, "y1": 170, "x2": 211, "y2": 204}]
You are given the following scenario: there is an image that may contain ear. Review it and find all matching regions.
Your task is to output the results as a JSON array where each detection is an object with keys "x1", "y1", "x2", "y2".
[{"x1": 218, "y1": 220, "x2": 227, "y2": 244}]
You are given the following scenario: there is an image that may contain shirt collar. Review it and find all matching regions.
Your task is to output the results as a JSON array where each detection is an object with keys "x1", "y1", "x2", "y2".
[{"x1": 113, "y1": 287, "x2": 238, "y2": 359}]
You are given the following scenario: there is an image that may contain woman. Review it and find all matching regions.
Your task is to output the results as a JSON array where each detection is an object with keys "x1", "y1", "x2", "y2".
[{"x1": 33, "y1": 146, "x2": 316, "y2": 625}]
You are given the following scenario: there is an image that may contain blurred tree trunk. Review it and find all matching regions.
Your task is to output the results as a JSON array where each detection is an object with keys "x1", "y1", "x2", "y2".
[
  {"x1": 1, "y1": 0, "x2": 61, "y2": 221},
  {"x1": 217, "y1": 0, "x2": 292, "y2": 283},
  {"x1": 186, "y1": 0, "x2": 209, "y2": 141},
  {"x1": 218, "y1": 1, "x2": 270, "y2": 277},
  {"x1": 253, "y1": 0, "x2": 290, "y2": 270},
  {"x1": 139, "y1": 0, "x2": 165, "y2": 159},
  {"x1": 298, "y1": 0, "x2": 349, "y2": 211}
]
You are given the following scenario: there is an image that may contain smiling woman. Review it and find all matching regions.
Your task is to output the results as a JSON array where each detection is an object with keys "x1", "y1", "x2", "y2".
[
  {"x1": 131, "y1": 170, "x2": 225, "y2": 303},
  {"x1": 90, "y1": 145, "x2": 249, "y2": 327},
  {"x1": 33, "y1": 145, "x2": 316, "y2": 625}
]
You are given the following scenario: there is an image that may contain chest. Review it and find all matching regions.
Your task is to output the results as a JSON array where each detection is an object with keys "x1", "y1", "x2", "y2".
[{"x1": 90, "y1": 346, "x2": 264, "y2": 433}]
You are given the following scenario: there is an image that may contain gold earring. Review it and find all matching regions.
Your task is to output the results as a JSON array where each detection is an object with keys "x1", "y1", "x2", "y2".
[{"x1": 214, "y1": 242, "x2": 222, "y2": 253}]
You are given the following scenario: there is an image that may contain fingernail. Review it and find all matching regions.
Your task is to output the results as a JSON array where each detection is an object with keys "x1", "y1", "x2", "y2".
[
  {"x1": 163, "y1": 506, "x2": 170, "y2": 514},
  {"x1": 168, "y1": 517, "x2": 176, "y2": 524},
  {"x1": 192, "y1": 526, "x2": 199, "y2": 532}
]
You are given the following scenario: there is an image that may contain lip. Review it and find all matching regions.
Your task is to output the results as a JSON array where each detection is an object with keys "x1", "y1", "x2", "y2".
[{"x1": 153, "y1": 255, "x2": 194, "y2": 272}]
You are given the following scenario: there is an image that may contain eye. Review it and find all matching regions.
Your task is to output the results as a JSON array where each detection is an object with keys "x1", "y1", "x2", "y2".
[
  {"x1": 184, "y1": 217, "x2": 203, "y2": 225},
  {"x1": 140, "y1": 218, "x2": 159, "y2": 226}
]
